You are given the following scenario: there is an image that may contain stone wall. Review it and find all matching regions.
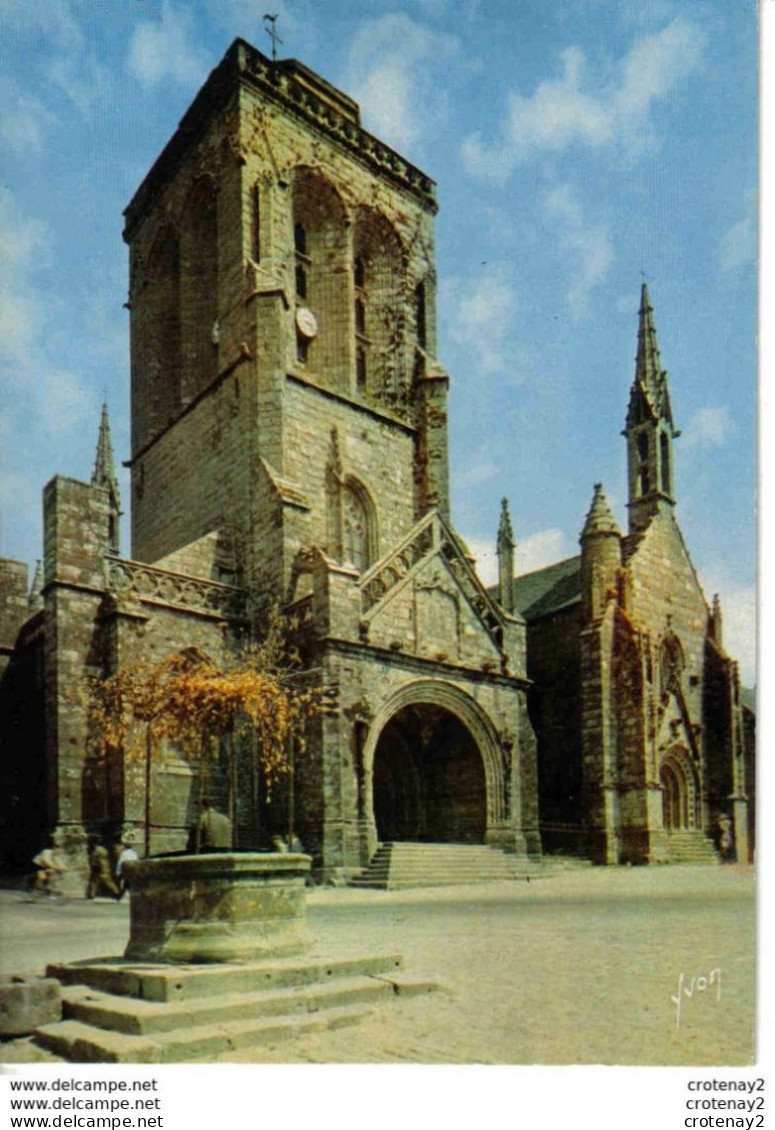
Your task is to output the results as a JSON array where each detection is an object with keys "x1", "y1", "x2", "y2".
[{"x1": 0, "y1": 559, "x2": 29, "y2": 679}]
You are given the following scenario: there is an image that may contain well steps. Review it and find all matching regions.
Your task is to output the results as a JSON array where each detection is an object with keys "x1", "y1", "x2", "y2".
[{"x1": 34, "y1": 951, "x2": 439, "y2": 1063}]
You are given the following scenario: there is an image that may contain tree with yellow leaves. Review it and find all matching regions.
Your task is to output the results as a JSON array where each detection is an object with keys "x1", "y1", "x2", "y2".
[{"x1": 87, "y1": 613, "x2": 320, "y2": 855}]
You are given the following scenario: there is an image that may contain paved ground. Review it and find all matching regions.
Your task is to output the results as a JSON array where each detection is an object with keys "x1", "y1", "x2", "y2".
[{"x1": 0, "y1": 864, "x2": 755, "y2": 1066}]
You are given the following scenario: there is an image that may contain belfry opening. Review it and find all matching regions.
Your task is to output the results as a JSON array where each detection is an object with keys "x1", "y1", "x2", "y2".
[{"x1": 372, "y1": 704, "x2": 487, "y2": 844}]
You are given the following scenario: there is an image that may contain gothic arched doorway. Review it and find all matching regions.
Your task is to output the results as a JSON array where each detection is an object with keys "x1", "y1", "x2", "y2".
[
  {"x1": 660, "y1": 747, "x2": 699, "y2": 831},
  {"x1": 372, "y1": 703, "x2": 487, "y2": 843}
]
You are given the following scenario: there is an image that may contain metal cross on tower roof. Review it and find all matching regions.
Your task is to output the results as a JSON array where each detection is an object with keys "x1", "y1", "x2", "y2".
[{"x1": 263, "y1": 13, "x2": 282, "y2": 62}]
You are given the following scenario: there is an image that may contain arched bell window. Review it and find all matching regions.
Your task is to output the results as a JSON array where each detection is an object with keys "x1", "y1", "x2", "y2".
[
  {"x1": 660, "y1": 430, "x2": 671, "y2": 495},
  {"x1": 636, "y1": 432, "x2": 650, "y2": 496}
]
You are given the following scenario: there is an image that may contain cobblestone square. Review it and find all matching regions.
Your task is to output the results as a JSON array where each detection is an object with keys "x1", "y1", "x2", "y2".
[{"x1": 0, "y1": 864, "x2": 755, "y2": 1066}]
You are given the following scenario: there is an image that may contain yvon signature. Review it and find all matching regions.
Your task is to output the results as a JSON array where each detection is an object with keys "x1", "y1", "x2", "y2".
[{"x1": 671, "y1": 968, "x2": 721, "y2": 1027}]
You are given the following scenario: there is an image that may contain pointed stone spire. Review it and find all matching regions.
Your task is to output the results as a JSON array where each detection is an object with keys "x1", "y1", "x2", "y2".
[
  {"x1": 634, "y1": 282, "x2": 663, "y2": 407},
  {"x1": 497, "y1": 497, "x2": 515, "y2": 552},
  {"x1": 496, "y1": 498, "x2": 516, "y2": 613},
  {"x1": 91, "y1": 402, "x2": 121, "y2": 553},
  {"x1": 580, "y1": 484, "x2": 622, "y2": 623},
  {"x1": 28, "y1": 559, "x2": 44, "y2": 614},
  {"x1": 581, "y1": 483, "x2": 620, "y2": 540},
  {"x1": 624, "y1": 283, "x2": 679, "y2": 534},
  {"x1": 92, "y1": 403, "x2": 119, "y2": 502}
]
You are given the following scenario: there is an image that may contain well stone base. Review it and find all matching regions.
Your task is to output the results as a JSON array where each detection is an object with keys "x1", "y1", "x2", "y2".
[{"x1": 124, "y1": 853, "x2": 312, "y2": 964}]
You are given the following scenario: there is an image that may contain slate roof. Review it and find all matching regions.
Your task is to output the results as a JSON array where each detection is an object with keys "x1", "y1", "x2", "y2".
[{"x1": 511, "y1": 555, "x2": 582, "y2": 623}]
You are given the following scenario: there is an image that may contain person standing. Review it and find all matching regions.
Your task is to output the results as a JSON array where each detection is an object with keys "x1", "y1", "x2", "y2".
[
  {"x1": 115, "y1": 837, "x2": 139, "y2": 899},
  {"x1": 86, "y1": 836, "x2": 120, "y2": 899}
]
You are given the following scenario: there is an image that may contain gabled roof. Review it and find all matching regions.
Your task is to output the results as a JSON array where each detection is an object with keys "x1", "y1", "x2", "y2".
[{"x1": 510, "y1": 556, "x2": 582, "y2": 622}]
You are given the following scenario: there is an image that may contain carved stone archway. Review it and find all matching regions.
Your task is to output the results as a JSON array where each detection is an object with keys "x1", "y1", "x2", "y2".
[
  {"x1": 362, "y1": 680, "x2": 507, "y2": 854},
  {"x1": 660, "y1": 745, "x2": 700, "y2": 831}
]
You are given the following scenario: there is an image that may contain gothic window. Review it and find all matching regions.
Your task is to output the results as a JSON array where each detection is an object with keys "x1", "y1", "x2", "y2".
[
  {"x1": 354, "y1": 256, "x2": 365, "y2": 290},
  {"x1": 353, "y1": 208, "x2": 403, "y2": 400},
  {"x1": 180, "y1": 176, "x2": 218, "y2": 403},
  {"x1": 144, "y1": 225, "x2": 181, "y2": 439},
  {"x1": 354, "y1": 257, "x2": 368, "y2": 389},
  {"x1": 341, "y1": 481, "x2": 375, "y2": 572},
  {"x1": 659, "y1": 632, "x2": 685, "y2": 697},
  {"x1": 636, "y1": 432, "x2": 650, "y2": 496},
  {"x1": 252, "y1": 184, "x2": 261, "y2": 261},
  {"x1": 660, "y1": 431, "x2": 671, "y2": 494},
  {"x1": 415, "y1": 281, "x2": 427, "y2": 350},
  {"x1": 355, "y1": 297, "x2": 366, "y2": 335},
  {"x1": 294, "y1": 221, "x2": 309, "y2": 299},
  {"x1": 356, "y1": 345, "x2": 367, "y2": 389}
]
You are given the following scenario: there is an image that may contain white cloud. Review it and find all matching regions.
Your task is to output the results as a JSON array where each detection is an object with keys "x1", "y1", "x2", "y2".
[
  {"x1": 0, "y1": 191, "x2": 97, "y2": 434},
  {"x1": 462, "y1": 16, "x2": 707, "y2": 181},
  {"x1": 0, "y1": 0, "x2": 84, "y2": 52},
  {"x1": 0, "y1": 195, "x2": 50, "y2": 361},
  {"x1": 454, "y1": 456, "x2": 500, "y2": 490},
  {"x1": 346, "y1": 13, "x2": 458, "y2": 152},
  {"x1": 542, "y1": 184, "x2": 614, "y2": 318},
  {"x1": 466, "y1": 536, "x2": 498, "y2": 587},
  {"x1": 468, "y1": 527, "x2": 571, "y2": 589},
  {"x1": 517, "y1": 528, "x2": 572, "y2": 574},
  {"x1": 0, "y1": 83, "x2": 53, "y2": 153},
  {"x1": 720, "y1": 214, "x2": 756, "y2": 274},
  {"x1": 682, "y1": 406, "x2": 730, "y2": 450},
  {"x1": 0, "y1": 0, "x2": 107, "y2": 113},
  {"x1": 127, "y1": 1, "x2": 210, "y2": 90},
  {"x1": 444, "y1": 264, "x2": 518, "y2": 374}
]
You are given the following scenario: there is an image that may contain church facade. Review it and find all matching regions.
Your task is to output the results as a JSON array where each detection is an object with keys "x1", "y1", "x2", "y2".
[
  {"x1": 0, "y1": 40, "x2": 752, "y2": 880},
  {"x1": 0, "y1": 40, "x2": 538, "y2": 883},
  {"x1": 502, "y1": 286, "x2": 752, "y2": 865}
]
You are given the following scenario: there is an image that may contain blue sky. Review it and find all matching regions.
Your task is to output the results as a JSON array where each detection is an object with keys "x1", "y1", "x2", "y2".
[{"x1": 0, "y1": 0, "x2": 758, "y2": 683}]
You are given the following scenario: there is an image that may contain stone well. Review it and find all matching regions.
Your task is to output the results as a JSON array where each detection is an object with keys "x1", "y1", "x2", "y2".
[{"x1": 123, "y1": 853, "x2": 312, "y2": 964}]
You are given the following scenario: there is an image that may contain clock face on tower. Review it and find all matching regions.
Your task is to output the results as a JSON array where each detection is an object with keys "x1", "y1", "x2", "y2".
[{"x1": 295, "y1": 307, "x2": 318, "y2": 339}]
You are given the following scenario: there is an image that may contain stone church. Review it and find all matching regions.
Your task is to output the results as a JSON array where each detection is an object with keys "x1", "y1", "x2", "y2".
[
  {"x1": 502, "y1": 284, "x2": 753, "y2": 866},
  {"x1": 0, "y1": 39, "x2": 752, "y2": 881}
]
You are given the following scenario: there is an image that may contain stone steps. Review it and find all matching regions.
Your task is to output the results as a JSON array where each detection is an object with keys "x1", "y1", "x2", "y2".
[
  {"x1": 35, "y1": 1007, "x2": 366, "y2": 1064},
  {"x1": 350, "y1": 842, "x2": 558, "y2": 889},
  {"x1": 666, "y1": 832, "x2": 719, "y2": 865},
  {"x1": 34, "y1": 952, "x2": 439, "y2": 1063},
  {"x1": 46, "y1": 953, "x2": 404, "y2": 1003}
]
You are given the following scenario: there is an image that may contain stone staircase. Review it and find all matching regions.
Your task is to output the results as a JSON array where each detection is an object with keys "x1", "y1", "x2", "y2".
[
  {"x1": 666, "y1": 830, "x2": 720, "y2": 865},
  {"x1": 33, "y1": 953, "x2": 438, "y2": 1063},
  {"x1": 350, "y1": 842, "x2": 570, "y2": 889}
]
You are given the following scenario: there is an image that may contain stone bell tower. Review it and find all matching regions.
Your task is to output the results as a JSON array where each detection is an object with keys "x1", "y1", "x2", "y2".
[
  {"x1": 624, "y1": 283, "x2": 680, "y2": 535},
  {"x1": 124, "y1": 39, "x2": 449, "y2": 610},
  {"x1": 119, "y1": 38, "x2": 538, "y2": 879}
]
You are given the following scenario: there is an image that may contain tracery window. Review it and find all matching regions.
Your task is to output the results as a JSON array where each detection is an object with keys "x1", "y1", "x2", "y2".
[{"x1": 343, "y1": 486, "x2": 369, "y2": 572}]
